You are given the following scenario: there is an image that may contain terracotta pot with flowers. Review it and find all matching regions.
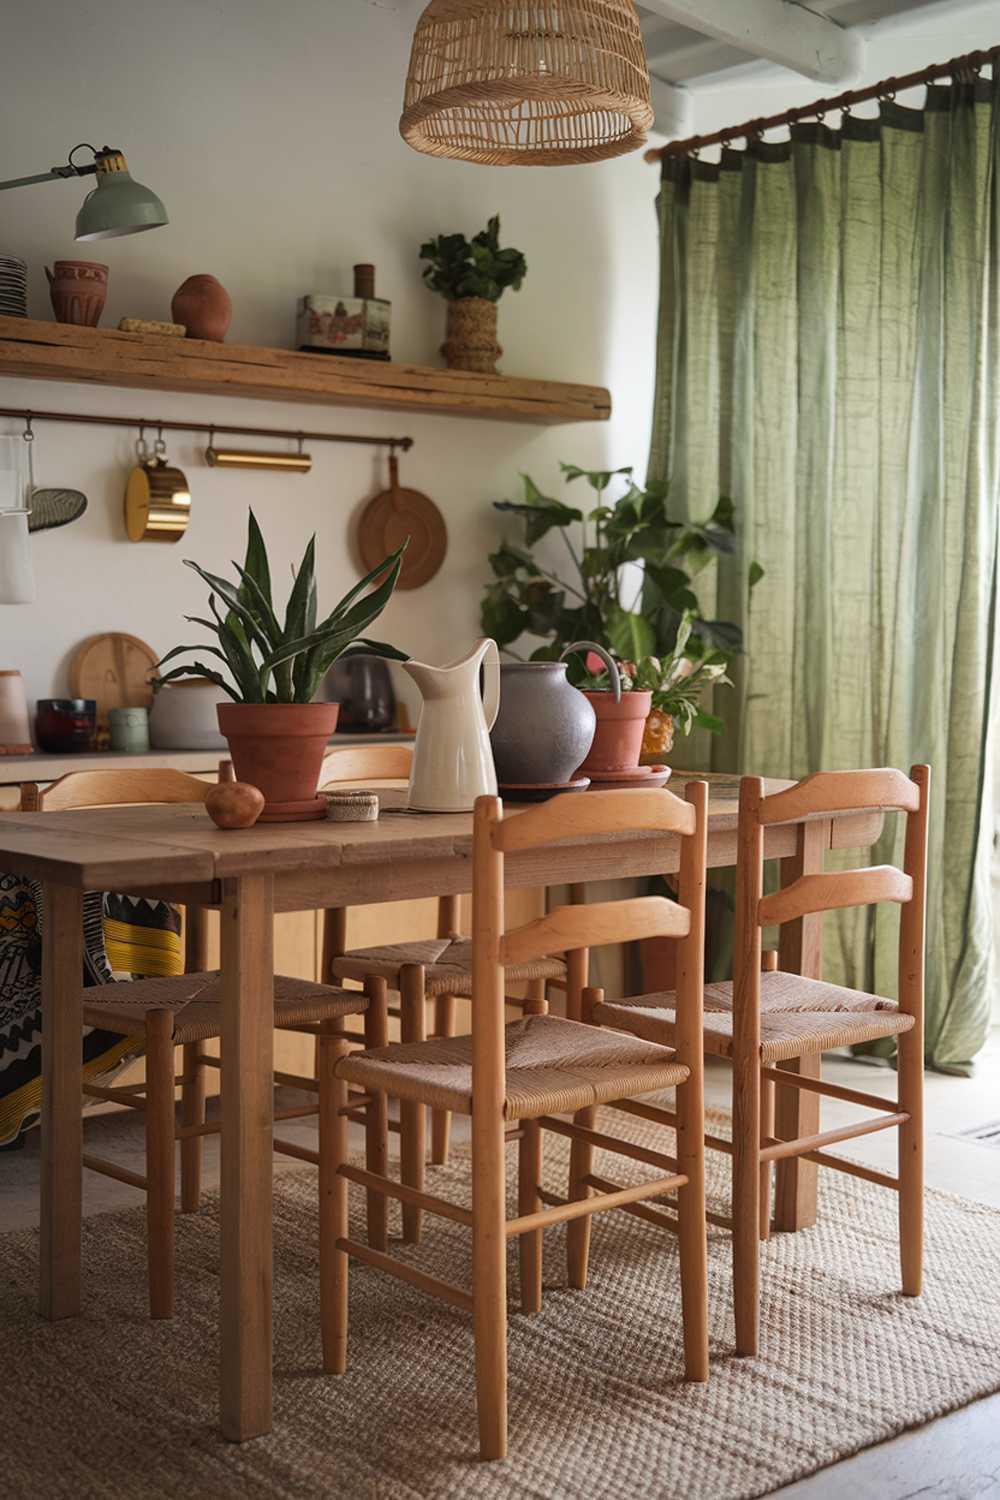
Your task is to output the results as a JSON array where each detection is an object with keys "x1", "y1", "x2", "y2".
[
  {"x1": 420, "y1": 214, "x2": 526, "y2": 375},
  {"x1": 158, "y1": 511, "x2": 407, "y2": 822}
]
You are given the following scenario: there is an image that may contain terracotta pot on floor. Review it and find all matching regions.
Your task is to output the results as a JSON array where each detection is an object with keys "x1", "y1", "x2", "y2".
[{"x1": 216, "y1": 701, "x2": 340, "y2": 821}]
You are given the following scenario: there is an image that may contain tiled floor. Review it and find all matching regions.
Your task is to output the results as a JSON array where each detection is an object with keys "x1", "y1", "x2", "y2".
[{"x1": 2, "y1": 1032, "x2": 999, "y2": 1497}]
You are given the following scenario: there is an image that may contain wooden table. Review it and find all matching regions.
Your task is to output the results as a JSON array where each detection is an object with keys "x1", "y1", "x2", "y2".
[{"x1": 0, "y1": 775, "x2": 880, "y2": 1441}]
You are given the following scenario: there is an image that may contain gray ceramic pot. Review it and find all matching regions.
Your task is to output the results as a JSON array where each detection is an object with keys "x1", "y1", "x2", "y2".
[{"x1": 490, "y1": 661, "x2": 597, "y2": 786}]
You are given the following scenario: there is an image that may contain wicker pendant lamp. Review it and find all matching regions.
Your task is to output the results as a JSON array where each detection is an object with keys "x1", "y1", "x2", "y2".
[{"x1": 399, "y1": 0, "x2": 654, "y2": 166}]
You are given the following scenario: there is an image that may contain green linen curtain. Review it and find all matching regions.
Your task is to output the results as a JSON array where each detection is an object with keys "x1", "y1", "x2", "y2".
[{"x1": 650, "y1": 80, "x2": 1000, "y2": 1073}]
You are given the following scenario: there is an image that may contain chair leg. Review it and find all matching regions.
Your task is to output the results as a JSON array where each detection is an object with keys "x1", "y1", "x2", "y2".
[
  {"x1": 523, "y1": 976, "x2": 548, "y2": 1016},
  {"x1": 675, "y1": 1075, "x2": 709, "y2": 1383},
  {"x1": 759, "y1": 1069, "x2": 774, "y2": 1242},
  {"x1": 179, "y1": 1041, "x2": 205, "y2": 1214},
  {"x1": 473, "y1": 1112, "x2": 508, "y2": 1461},
  {"x1": 363, "y1": 977, "x2": 389, "y2": 1252},
  {"x1": 145, "y1": 1009, "x2": 176, "y2": 1320},
  {"x1": 399, "y1": 965, "x2": 426, "y2": 1244},
  {"x1": 732, "y1": 1055, "x2": 761, "y2": 1356},
  {"x1": 897, "y1": 1027, "x2": 924, "y2": 1295},
  {"x1": 518, "y1": 1120, "x2": 542, "y2": 1314},
  {"x1": 430, "y1": 991, "x2": 456, "y2": 1166},
  {"x1": 566, "y1": 1104, "x2": 595, "y2": 1291},
  {"x1": 320, "y1": 1026, "x2": 350, "y2": 1374}
]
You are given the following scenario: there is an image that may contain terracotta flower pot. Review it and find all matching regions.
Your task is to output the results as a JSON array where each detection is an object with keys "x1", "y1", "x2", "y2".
[
  {"x1": 216, "y1": 701, "x2": 340, "y2": 822},
  {"x1": 441, "y1": 297, "x2": 501, "y2": 374},
  {"x1": 576, "y1": 689, "x2": 652, "y2": 775}
]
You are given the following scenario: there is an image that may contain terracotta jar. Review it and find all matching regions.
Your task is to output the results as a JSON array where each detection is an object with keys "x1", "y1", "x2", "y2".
[
  {"x1": 441, "y1": 297, "x2": 501, "y2": 374},
  {"x1": 45, "y1": 261, "x2": 108, "y2": 326},
  {"x1": 171, "y1": 274, "x2": 232, "y2": 341},
  {"x1": 216, "y1": 701, "x2": 340, "y2": 821}
]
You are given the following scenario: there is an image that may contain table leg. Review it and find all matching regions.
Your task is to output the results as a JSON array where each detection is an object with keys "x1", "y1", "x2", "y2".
[
  {"x1": 220, "y1": 873, "x2": 274, "y2": 1441},
  {"x1": 40, "y1": 881, "x2": 84, "y2": 1321},
  {"x1": 773, "y1": 819, "x2": 829, "y2": 1233}
]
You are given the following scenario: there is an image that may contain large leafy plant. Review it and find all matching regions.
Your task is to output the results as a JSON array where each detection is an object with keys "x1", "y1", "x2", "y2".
[
  {"x1": 480, "y1": 464, "x2": 750, "y2": 737},
  {"x1": 158, "y1": 511, "x2": 407, "y2": 704},
  {"x1": 420, "y1": 214, "x2": 527, "y2": 303},
  {"x1": 482, "y1": 463, "x2": 744, "y2": 661}
]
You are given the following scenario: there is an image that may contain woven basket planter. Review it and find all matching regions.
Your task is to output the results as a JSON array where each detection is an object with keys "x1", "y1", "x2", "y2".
[
  {"x1": 400, "y1": 0, "x2": 653, "y2": 166},
  {"x1": 441, "y1": 297, "x2": 501, "y2": 373}
]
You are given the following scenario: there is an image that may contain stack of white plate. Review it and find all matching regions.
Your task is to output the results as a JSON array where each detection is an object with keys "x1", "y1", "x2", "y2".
[{"x1": 0, "y1": 257, "x2": 28, "y2": 318}]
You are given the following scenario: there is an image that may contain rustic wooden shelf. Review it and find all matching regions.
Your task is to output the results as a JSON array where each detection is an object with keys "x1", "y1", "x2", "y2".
[{"x1": 0, "y1": 317, "x2": 610, "y2": 425}]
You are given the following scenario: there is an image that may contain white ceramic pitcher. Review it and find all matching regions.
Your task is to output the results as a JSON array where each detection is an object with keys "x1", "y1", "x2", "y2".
[{"x1": 403, "y1": 638, "x2": 500, "y2": 812}]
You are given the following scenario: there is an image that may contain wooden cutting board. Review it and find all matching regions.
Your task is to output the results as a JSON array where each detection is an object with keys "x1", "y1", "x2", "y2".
[
  {"x1": 70, "y1": 632, "x2": 159, "y2": 728},
  {"x1": 358, "y1": 453, "x2": 447, "y2": 590}
]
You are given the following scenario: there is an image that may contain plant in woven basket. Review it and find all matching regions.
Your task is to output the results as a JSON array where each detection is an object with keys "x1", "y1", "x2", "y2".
[
  {"x1": 420, "y1": 214, "x2": 526, "y2": 375},
  {"x1": 156, "y1": 511, "x2": 409, "y2": 822}
]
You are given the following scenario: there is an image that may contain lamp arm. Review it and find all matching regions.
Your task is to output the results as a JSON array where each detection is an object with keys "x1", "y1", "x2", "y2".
[{"x1": 0, "y1": 162, "x2": 97, "y2": 193}]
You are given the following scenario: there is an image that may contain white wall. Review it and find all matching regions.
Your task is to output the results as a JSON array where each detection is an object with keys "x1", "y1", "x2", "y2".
[
  {"x1": 0, "y1": 0, "x2": 660, "y2": 711},
  {"x1": 2, "y1": 0, "x2": 995, "y2": 716}
]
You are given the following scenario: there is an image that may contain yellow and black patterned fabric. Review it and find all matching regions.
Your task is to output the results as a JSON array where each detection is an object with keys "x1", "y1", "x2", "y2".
[{"x1": 0, "y1": 874, "x2": 182, "y2": 1148}]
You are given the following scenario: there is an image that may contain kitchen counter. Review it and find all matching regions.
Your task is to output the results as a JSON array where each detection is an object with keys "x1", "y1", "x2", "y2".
[{"x1": 0, "y1": 732, "x2": 415, "y2": 790}]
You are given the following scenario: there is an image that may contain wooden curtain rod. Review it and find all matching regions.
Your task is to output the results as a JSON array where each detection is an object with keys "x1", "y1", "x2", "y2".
[
  {"x1": 0, "y1": 404, "x2": 414, "y2": 451},
  {"x1": 644, "y1": 43, "x2": 1000, "y2": 162}
]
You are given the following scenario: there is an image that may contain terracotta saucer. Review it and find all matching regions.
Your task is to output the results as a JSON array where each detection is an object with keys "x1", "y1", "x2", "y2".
[
  {"x1": 586, "y1": 764, "x2": 671, "y2": 791},
  {"x1": 498, "y1": 777, "x2": 591, "y2": 803},
  {"x1": 256, "y1": 795, "x2": 327, "y2": 822}
]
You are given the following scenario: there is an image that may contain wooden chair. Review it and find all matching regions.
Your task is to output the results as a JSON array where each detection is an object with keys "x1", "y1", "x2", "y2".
[
  {"x1": 21, "y1": 766, "x2": 387, "y2": 1319},
  {"x1": 321, "y1": 783, "x2": 710, "y2": 1461},
  {"x1": 595, "y1": 766, "x2": 929, "y2": 1357},
  {"x1": 319, "y1": 743, "x2": 571, "y2": 1241}
]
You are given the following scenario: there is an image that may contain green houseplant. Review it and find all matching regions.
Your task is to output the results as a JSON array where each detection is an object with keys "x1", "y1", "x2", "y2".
[
  {"x1": 481, "y1": 463, "x2": 745, "y2": 756},
  {"x1": 159, "y1": 511, "x2": 407, "y2": 821},
  {"x1": 420, "y1": 214, "x2": 526, "y2": 375}
]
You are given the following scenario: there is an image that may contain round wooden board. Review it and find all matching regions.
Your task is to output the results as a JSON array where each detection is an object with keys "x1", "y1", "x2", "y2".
[
  {"x1": 358, "y1": 480, "x2": 447, "y2": 591},
  {"x1": 70, "y1": 632, "x2": 159, "y2": 727}
]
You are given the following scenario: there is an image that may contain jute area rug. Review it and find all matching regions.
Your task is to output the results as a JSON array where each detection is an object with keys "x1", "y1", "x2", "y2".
[{"x1": 4, "y1": 1107, "x2": 1000, "y2": 1500}]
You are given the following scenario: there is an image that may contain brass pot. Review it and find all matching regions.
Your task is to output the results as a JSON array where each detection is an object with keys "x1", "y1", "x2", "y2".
[{"x1": 124, "y1": 448, "x2": 191, "y2": 542}]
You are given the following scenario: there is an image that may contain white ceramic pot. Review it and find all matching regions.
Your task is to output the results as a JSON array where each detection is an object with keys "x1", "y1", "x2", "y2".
[{"x1": 149, "y1": 679, "x2": 229, "y2": 750}]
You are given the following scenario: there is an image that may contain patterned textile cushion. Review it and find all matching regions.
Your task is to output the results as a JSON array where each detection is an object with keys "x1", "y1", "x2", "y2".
[{"x1": 0, "y1": 874, "x2": 181, "y2": 1148}]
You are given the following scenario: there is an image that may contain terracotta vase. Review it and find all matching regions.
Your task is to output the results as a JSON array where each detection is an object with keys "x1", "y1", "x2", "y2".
[
  {"x1": 45, "y1": 260, "x2": 108, "y2": 326},
  {"x1": 441, "y1": 296, "x2": 501, "y2": 374},
  {"x1": 216, "y1": 701, "x2": 340, "y2": 821},
  {"x1": 171, "y1": 274, "x2": 232, "y2": 341},
  {"x1": 576, "y1": 690, "x2": 652, "y2": 775}
]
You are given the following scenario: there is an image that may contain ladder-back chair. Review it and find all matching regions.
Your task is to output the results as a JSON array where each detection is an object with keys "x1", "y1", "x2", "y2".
[
  {"x1": 322, "y1": 783, "x2": 710, "y2": 1461},
  {"x1": 319, "y1": 742, "x2": 573, "y2": 1240},
  {"x1": 596, "y1": 766, "x2": 929, "y2": 1357},
  {"x1": 21, "y1": 766, "x2": 386, "y2": 1318}
]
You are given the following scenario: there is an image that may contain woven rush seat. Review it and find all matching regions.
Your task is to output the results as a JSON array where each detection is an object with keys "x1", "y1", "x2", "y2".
[
  {"x1": 330, "y1": 936, "x2": 566, "y2": 996},
  {"x1": 704, "y1": 970, "x2": 901, "y2": 1016},
  {"x1": 596, "y1": 982, "x2": 915, "y2": 1064},
  {"x1": 83, "y1": 970, "x2": 368, "y2": 1043},
  {"x1": 338, "y1": 1013, "x2": 688, "y2": 1121}
]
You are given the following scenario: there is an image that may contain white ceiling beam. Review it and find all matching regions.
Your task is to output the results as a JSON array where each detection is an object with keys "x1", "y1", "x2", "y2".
[
  {"x1": 648, "y1": 76, "x2": 695, "y2": 139},
  {"x1": 638, "y1": 0, "x2": 865, "y2": 85}
]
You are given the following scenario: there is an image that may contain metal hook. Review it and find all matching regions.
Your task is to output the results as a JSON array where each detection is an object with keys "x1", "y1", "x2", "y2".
[
  {"x1": 22, "y1": 413, "x2": 34, "y2": 443},
  {"x1": 297, "y1": 431, "x2": 305, "y2": 456},
  {"x1": 154, "y1": 422, "x2": 166, "y2": 458}
]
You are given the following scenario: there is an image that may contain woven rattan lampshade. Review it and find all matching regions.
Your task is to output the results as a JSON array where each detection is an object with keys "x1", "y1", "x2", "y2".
[{"x1": 400, "y1": 0, "x2": 654, "y2": 166}]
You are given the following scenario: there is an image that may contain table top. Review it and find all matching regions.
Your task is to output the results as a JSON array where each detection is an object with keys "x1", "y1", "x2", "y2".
[{"x1": 0, "y1": 772, "x2": 884, "y2": 892}]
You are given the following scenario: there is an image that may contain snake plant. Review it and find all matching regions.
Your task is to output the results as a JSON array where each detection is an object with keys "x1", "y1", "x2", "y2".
[{"x1": 157, "y1": 510, "x2": 408, "y2": 704}]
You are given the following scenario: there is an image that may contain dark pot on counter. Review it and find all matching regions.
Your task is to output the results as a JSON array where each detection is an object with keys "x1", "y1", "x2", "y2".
[
  {"x1": 323, "y1": 649, "x2": 395, "y2": 733},
  {"x1": 35, "y1": 698, "x2": 97, "y2": 753},
  {"x1": 489, "y1": 661, "x2": 596, "y2": 786}
]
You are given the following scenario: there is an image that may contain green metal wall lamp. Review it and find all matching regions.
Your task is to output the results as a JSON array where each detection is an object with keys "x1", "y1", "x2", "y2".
[{"x1": 0, "y1": 143, "x2": 168, "y2": 240}]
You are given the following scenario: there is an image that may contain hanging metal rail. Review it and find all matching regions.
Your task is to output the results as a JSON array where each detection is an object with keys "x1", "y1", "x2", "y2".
[{"x1": 0, "y1": 404, "x2": 414, "y2": 452}]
